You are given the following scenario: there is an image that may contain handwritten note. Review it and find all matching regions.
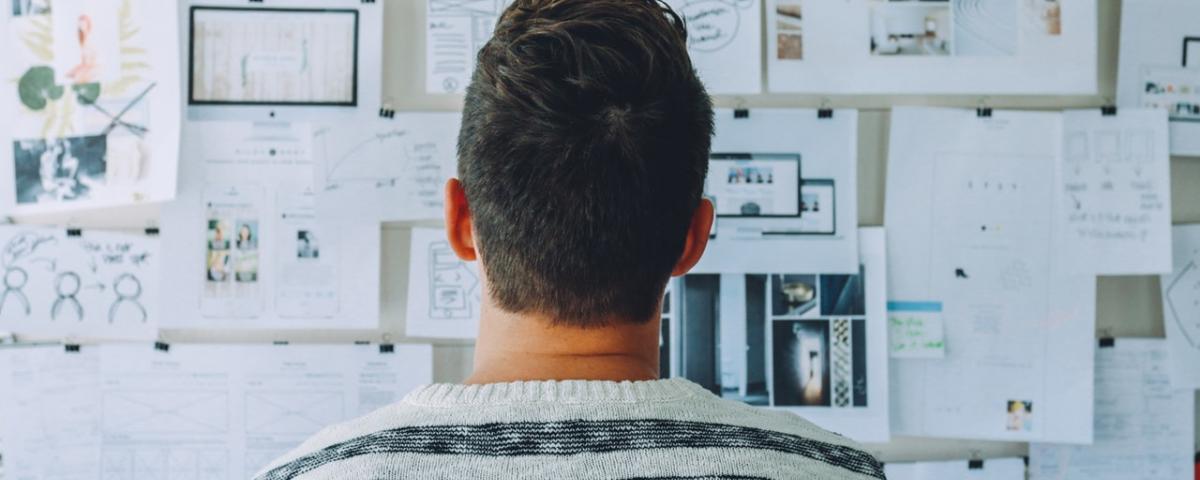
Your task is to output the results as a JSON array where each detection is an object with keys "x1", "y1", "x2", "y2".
[
  {"x1": 666, "y1": 0, "x2": 762, "y2": 94},
  {"x1": 887, "y1": 301, "x2": 945, "y2": 358},
  {"x1": 1059, "y1": 108, "x2": 1172, "y2": 275}
]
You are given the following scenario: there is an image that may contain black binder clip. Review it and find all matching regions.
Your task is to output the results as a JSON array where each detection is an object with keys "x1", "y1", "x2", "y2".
[
  {"x1": 64, "y1": 344, "x2": 81, "y2": 353},
  {"x1": 733, "y1": 108, "x2": 749, "y2": 119},
  {"x1": 154, "y1": 341, "x2": 170, "y2": 352},
  {"x1": 1099, "y1": 337, "x2": 1115, "y2": 348},
  {"x1": 967, "y1": 459, "x2": 984, "y2": 470},
  {"x1": 361, "y1": 0, "x2": 376, "y2": 3},
  {"x1": 144, "y1": 227, "x2": 160, "y2": 236},
  {"x1": 818, "y1": 108, "x2": 834, "y2": 119},
  {"x1": 66, "y1": 228, "x2": 82, "y2": 237},
  {"x1": 976, "y1": 107, "x2": 993, "y2": 118},
  {"x1": 273, "y1": 340, "x2": 290, "y2": 346},
  {"x1": 1101, "y1": 105, "x2": 1118, "y2": 116},
  {"x1": 379, "y1": 106, "x2": 395, "y2": 119},
  {"x1": 379, "y1": 343, "x2": 395, "y2": 354}
]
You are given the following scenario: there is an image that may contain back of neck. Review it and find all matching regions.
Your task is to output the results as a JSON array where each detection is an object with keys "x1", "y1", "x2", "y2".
[{"x1": 465, "y1": 302, "x2": 661, "y2": 385}]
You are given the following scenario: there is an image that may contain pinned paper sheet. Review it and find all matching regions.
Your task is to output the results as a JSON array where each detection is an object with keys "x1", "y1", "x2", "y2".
[
  {"x1": 887, "y1": 301, "x2": 945, "y2": 359},
  {"x1": 0, "y1": 226, "x2": 159, "y2": 340},
  {"x1": 885, "y1": 458, "x2": 1026, "y2": 480},
  {"x1": 766, "y1": 0, "x2": 1097, "y2": 94},
  {"x1": 0, "y1": 343, "x2": 432, "y2": 480},
  {"x1": 161, "y1": 121, "x2": 380, "y2": 330},
  {"x1": 406, "y1": 227, "x2": 481, "y2": 339},
  {"x1": 886, "y1": 107, "x2": 1096, "y2": 444},
  {"x1": 425, "y1": 0, "x2": 508, "y2": 94},
  {"x1": 664, "y1": 0, "x2": 763, "y2": 94},
  {"x1": 1117, "y1": 0, "x2": 1200, "y2": 156},
  {"x1": 313, "y1": 113, "x2": 462, "y2": 222},
  {"x1": 1029, "y1": 339, "x2": 1194, "y2": 480},
  {"x1": 1058, "y1": 108, "x2": 1173, "y2": 275},
  {"x1": 694, "y1": 109, "x2": 859, "y2": 274},
  {"x1": 1161, "y1": 224, "x2": 1200, "y2": 391},
  {"x1": 0, "y1": 0, "x2": 181, "y2": 213}
]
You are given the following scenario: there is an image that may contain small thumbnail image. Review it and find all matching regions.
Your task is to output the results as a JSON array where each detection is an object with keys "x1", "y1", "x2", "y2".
[
  {"x1": 206, "y1": 218, "x2": 232, "y2": 283},
  {"x1": 776, "y1": 1, "x2": 803, "y2": 60},
  {"x1": 1006, "y1": 400, "x2": 1033, "y2": 432},
  {"x1": 236, "y1": 221, "x2": 259, "y2": 251},
  {"x1": 297, "y1": 230, "x2": 320, "y2": 259},
  {"x1": 772, "y1": 274, "x2": 818, "y2": 317},
  {"x1": 11, "y1": 0, "x2": 50, "y2": 16},
  {"x1": 772, "y1": 320, "x2": 831, "y2": 407},
  {"x1": 1021, "y1": 0, "x2": 1061, "y2": 37},
  {"x1": 13, "y1": 135, "x2": 107, "y2": 205},
  {"x1": 869, "y1": 0, "x2": 951, "y2": 56},
  {"x1": 726, "y1": 166, "x2": 775, "y2": 185}
]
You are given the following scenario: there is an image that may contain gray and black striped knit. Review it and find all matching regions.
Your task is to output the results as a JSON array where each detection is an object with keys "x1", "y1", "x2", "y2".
[{"x1": 256, "y1": 378, "x2": 885, "y2": 480}]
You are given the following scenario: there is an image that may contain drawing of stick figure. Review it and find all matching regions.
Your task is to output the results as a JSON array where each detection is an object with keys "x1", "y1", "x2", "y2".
[
  {"x1": 51, "y1": 271, "x2": 84, "y2": 321},
  {"x1": 109, "y1": 273, "x2": 146, "y2": 323},
  {"x1": 0, "y1": 267, "x2": 31, "y2": 316}
]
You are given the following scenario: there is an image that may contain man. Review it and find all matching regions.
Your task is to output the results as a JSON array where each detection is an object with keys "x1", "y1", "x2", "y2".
[{"x1": 258, "y1": 0, "x2": 883, "y2": 478}]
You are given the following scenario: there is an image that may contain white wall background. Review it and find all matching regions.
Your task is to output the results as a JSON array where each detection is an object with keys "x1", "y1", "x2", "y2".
[{"x1": 14, "y1": 0, "x2": 1197, "y2": 464}]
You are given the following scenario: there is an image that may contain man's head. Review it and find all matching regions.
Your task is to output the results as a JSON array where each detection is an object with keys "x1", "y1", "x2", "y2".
[{"x1": 447, "y1": 0, "x2": 714, "y2": 327}]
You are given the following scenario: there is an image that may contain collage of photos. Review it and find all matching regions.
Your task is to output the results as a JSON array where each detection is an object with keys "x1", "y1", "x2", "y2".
[
  {"x1": 202, "y1": 185, "x2": 262, "y2": 317},
  {"x1": 673, "y1": 268, "x2": 869, "y2": 410},
  {"x1": 775, "y1": 0, "x2": 1062, "y2": 61}
]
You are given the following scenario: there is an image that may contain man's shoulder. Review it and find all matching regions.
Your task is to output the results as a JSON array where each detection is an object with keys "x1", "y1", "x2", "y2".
[{"x1": 254, "y1": 381, "x2": 884, "y2": 480}]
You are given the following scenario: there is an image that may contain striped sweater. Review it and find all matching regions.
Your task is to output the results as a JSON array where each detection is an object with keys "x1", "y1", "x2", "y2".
[{"x1": 255, "y1": 378, "x2": 885, "y2": 480}]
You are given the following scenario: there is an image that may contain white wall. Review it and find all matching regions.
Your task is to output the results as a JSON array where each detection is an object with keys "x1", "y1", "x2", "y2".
[{"x1": 17, "y1": 0, "x2": 1196, "y2": 463}]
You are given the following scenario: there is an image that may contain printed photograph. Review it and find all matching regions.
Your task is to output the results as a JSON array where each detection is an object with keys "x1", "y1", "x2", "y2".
[
  {"x1": 297, "y1": 230, "x2": 320, "y2": 259},
  {"x1": 771, "y1": 274, "x2": 818, "y2": 317},
  {"x1": 772, "y1": 320, "x2": 830, "y2": 407},
  {"x1": 869, "y1": 0, "x2": 952, "y2": 56},
  {"x1": 236, "y1": 221, "x2": 259, "y2": 251},
  {"x1": 13, "y1": 135, "x2": 107, "y2": 205},
  {"x1": 1021, "y1": 0, "x2": 1061, "y2": 37},
  {"x1": 776, "y1": 2, "x2": 803, "y2": 60},
  {"x1": 819, "y1": 271, "x2": 865, "y2": 316},
  {"x1": 1006, "y1": 400, "x2": 1033, "y2": 432},
  {"x1": 206, "y1": 218, "x2": 232, "y2": 283},
  {"x1": 11, "y1": 0, "x2": 50, "y2": 16},
  {"x1": 676, "y1": 274, "x2": 770, "y2": 406},
  {"x1": 954, "y1": 0, "x2": 1017, "y2": 56}
]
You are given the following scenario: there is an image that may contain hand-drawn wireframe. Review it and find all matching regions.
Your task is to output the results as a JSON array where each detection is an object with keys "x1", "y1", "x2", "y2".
[
  {"x1": 102, "y1": 391, "x2": 230, "y2": 435},
  {"x1": 51, "y1": 271, "x2": 84, "y2": 321},
  {"x1": 666, "y1": 0, "x2": 762, "y2": 94},
  {"x1": 428, "y1": 240, "x2": 480, "y2": 320},
  {"x1": 675, "y1": 0, "x2": 755, "y2": 52},
  {"x1": 244, "y1": 391, "x2": 345, "y2": 435},
  {"x1": 1165, "y1": 261, "x2": 1200, "y2": 349},
  {"x1": 1, "y1": 266, "x2": 32, "y2": 316},
  {"x1": 109, "y1": 273, "x2": 147, "y2": 323}
]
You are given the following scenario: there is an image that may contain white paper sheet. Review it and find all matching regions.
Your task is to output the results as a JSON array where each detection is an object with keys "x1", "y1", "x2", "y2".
[
  {"x1": 312, "y1": 113, "x2": 462, "y2": 222},
  {"x1": 1117, "y1": 0, "x2": 1200, "y2": 157},
  {"x1": 886, "y1": 107, "x2": 1096, "y2": 444},
  {"x1": 0, "y1": 225, "x2": 159, "y2": 340},
  {"x1": 1029, "y1": 339, "x2": 1195, "y2": 480},
  {"x1": 664, "y1": 0, "x2": 763, "y2": 94},
  {"x1": 765, "y1": 0, "x2": 1097, "y2": 94},
  {"x1": 0, "y1": 343, "x2": 432, "y2": 479},
  {"x1": 405, "y1": 227, "x2": 481, "y2": 339},
  {"x1": 1058, "y1": 108, "x2": 1173, "y2": 275},
  {"x1": 425, "y1": 0, "x2": 508, "y2": 94},
  {"x1": 1162, "y1": 224, "x2": 1200, "y2": 391},
  {"x1": 0, "y1": 0, "x2": 181, "y2": 214},
  {"x1": 884, "y1": 458, "x2": 1026, "y2": 480},
  {"x1": 670, "y1": 228, "x2": 889, "y2": 442},
  {"x1": 693, "y1": 109, "x2": 859, "y2": 274},
  {"x1": 160, "y1": 121, "x2": 380, "y2": 330}
]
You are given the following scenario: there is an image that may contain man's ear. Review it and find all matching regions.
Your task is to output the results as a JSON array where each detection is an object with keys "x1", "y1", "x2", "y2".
[
  {"x1": 671, "y1": 198, "x2": 714, "y2": 276},
  {"x1": 444, "y1": 178, "x2": 477, "y2": 261}
]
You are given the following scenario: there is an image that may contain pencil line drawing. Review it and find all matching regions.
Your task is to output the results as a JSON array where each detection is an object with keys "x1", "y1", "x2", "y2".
[
  {"x1": 109, "y1": 273, "x2": 147, "y2": 323},
  {"x1": 244, "y1": 391, "x2": 345, "y2": 435},
  {"x1": 51, "y1": 271, "x2": 84, "y2": 321},
  {"x1": 1, "y1": 267, "x2": 32, "y2": 316},
  {"x1": 1165, "y1": 260, "x2": 1200, "y2": 349},
  {"x1": 102, "y1": 390, "x2": 229, "y2": 435},
  {"x1": 677, "y1": 0, "x2": 755, "y2": 53}
]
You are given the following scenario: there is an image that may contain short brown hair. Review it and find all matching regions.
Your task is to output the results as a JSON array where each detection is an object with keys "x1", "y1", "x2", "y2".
[{"x1": 458, "y1": 0, "x2": 713, "y2": 326}]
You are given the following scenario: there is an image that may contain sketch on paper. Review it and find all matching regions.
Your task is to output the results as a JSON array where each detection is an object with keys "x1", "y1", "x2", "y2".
[
  {"x1": 189, "y1": 7, "x2": 358, "y2": 105},
  {"x1": 312, "y1": 113, "x2": 460, "y2": 221},
  {"x1": 426, "y1": 0, "x2": 508, "y2": 94},
  {"x1": 428, "y1": 240, "x2": 479, "y2": 321},
  {"x1": 3, "y1": 0, "x2": 179, "y2": 212},
  {"x1": 1117, "y1": 0, "x2": 1200, "y2": 155},
  {"x1": 244, "y1": 391, "x2": 344, "y2": 435},
  {"x1": 675, "y1": 0, "x2": 753, "y2": 53},
  {"x1": 0, "y1": 226, "x2": 157, "y2": 337}
]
